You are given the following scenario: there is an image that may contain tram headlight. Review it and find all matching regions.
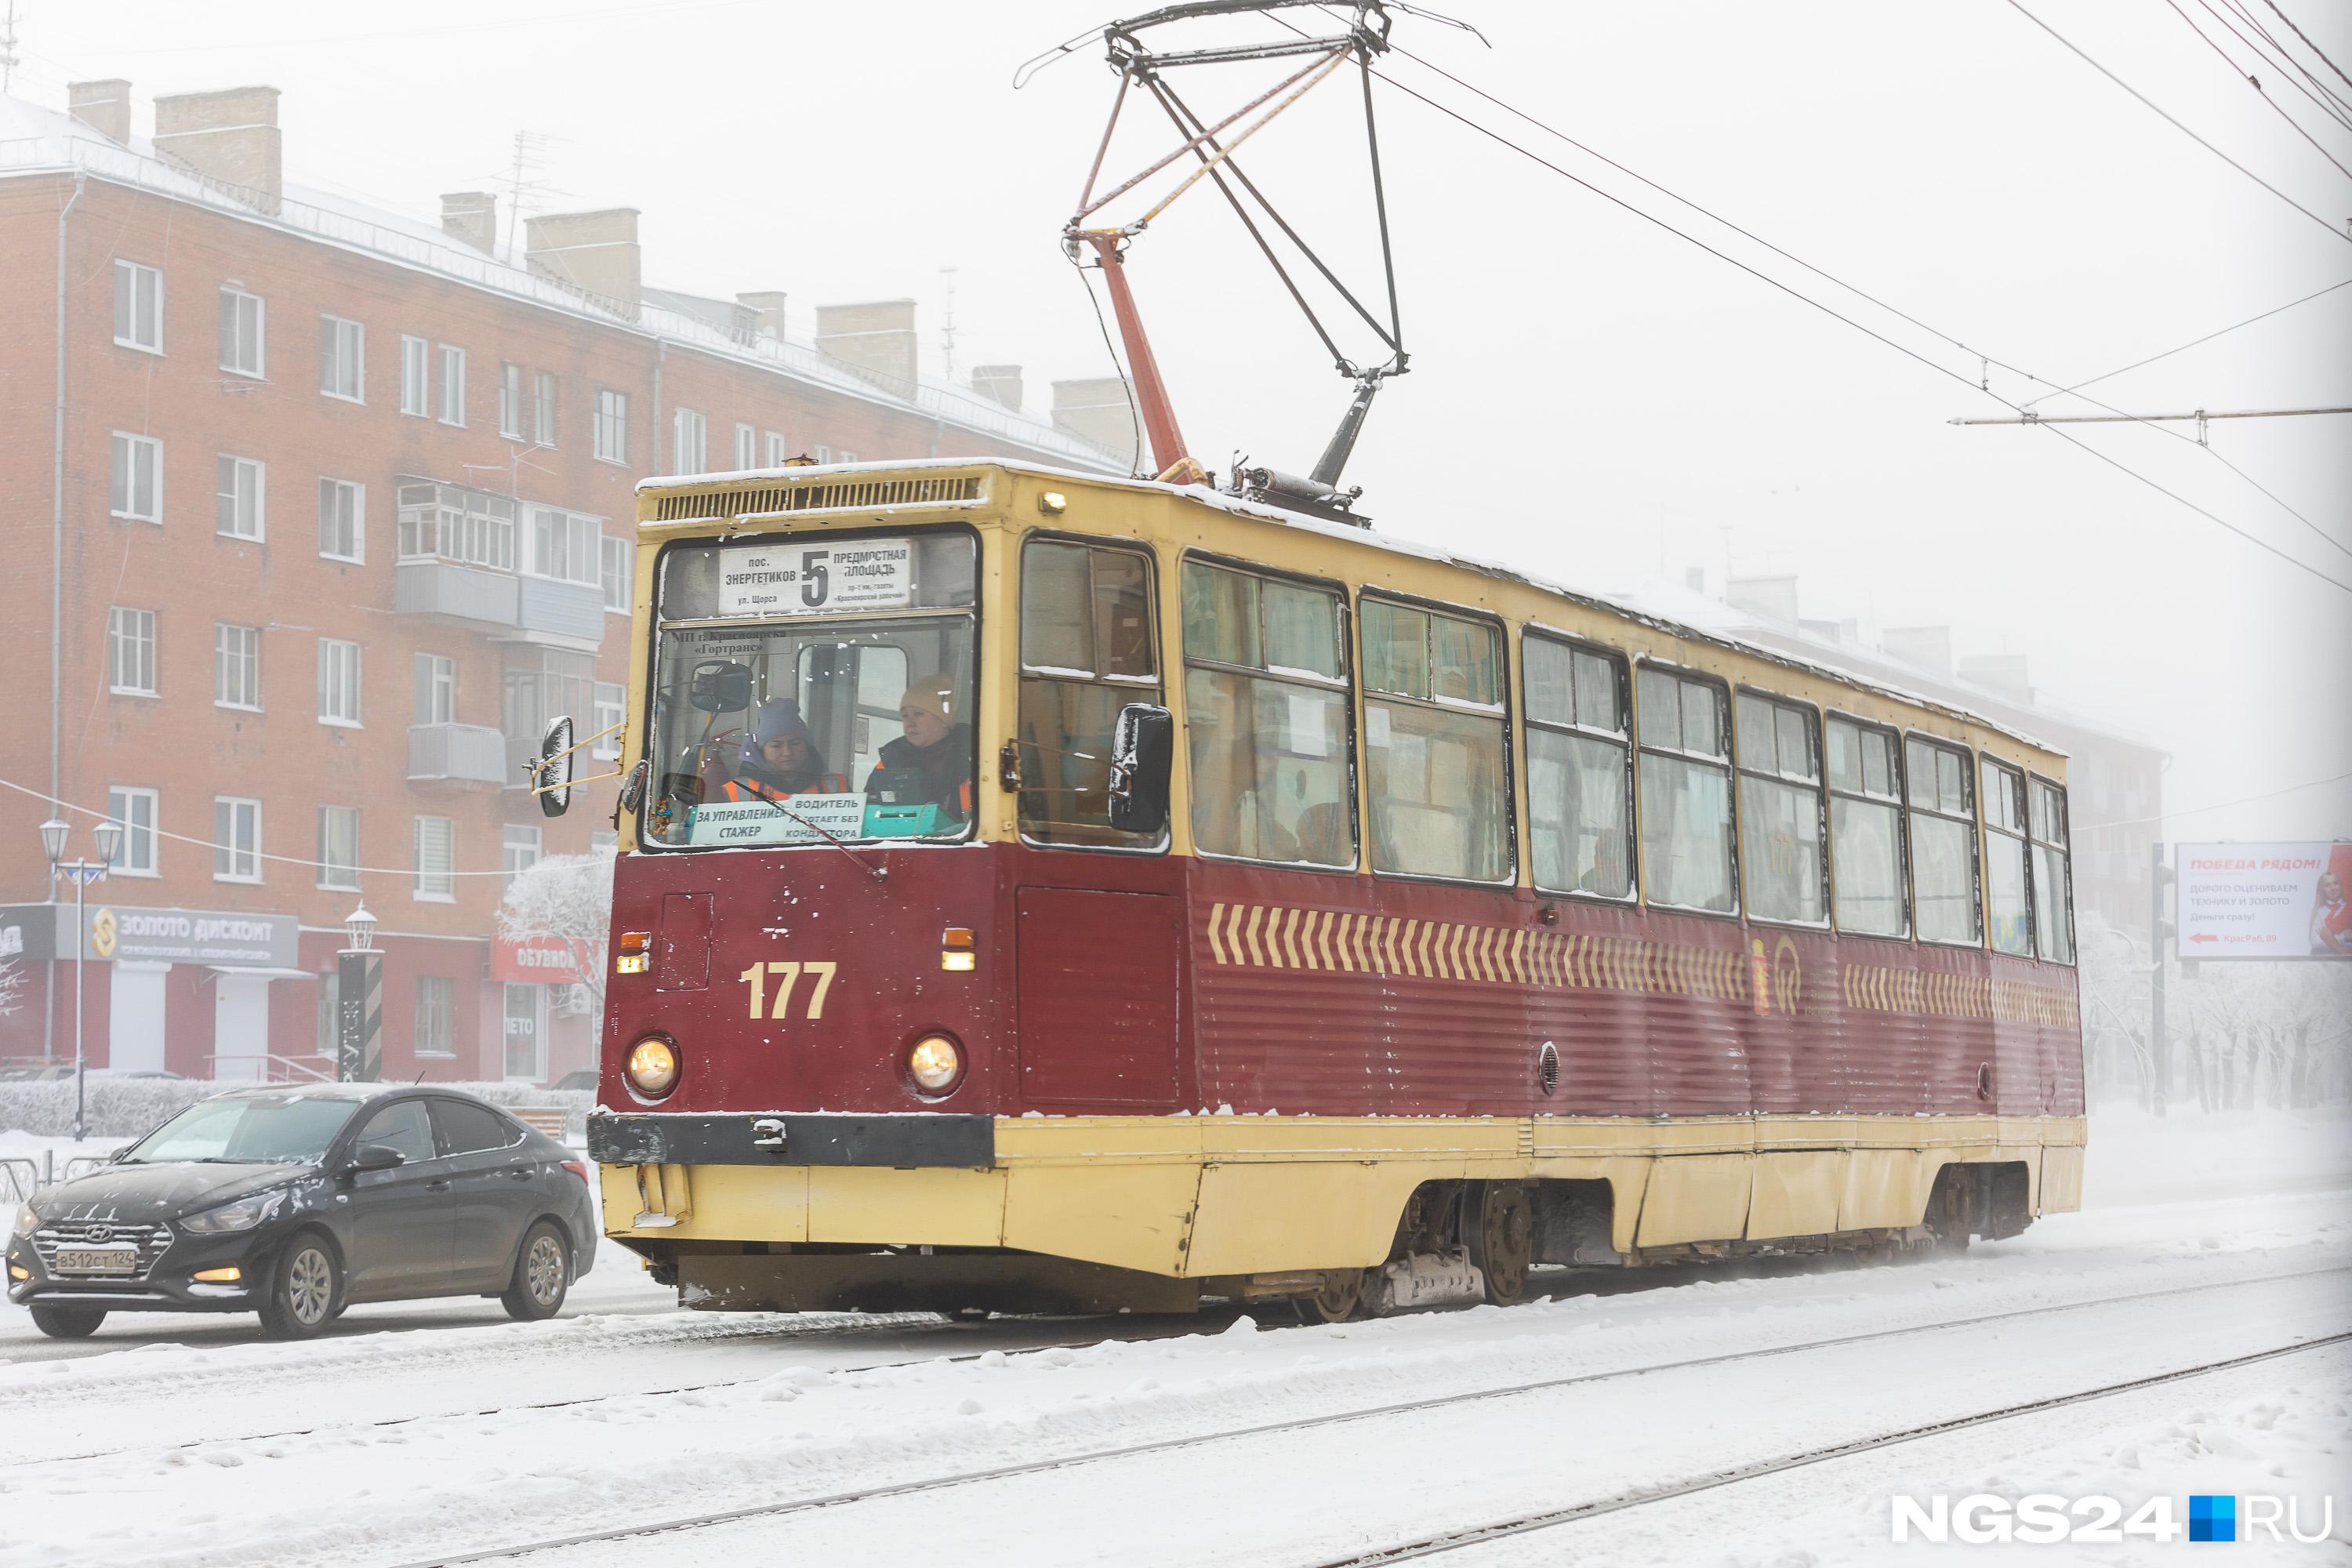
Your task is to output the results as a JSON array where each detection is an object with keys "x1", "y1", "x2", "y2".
[
  {"x1": 625, "y1": 1034, "x2": 681, "y2": 1100},
  {"x1": 906, "y1": 1033, "x2": 964, "y2": 1096}
]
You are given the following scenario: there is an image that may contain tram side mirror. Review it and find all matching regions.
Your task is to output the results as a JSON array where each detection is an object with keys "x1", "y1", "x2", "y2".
[
  {"x1": 536, "y1": 717, "x2": 574, "y2": 818},
  {"x1": 1108, "y1": 703, "x2": 1174, "y2": 836},
  {"x1": 689, "y1": 659, "x2": 753, "y2": 715}
]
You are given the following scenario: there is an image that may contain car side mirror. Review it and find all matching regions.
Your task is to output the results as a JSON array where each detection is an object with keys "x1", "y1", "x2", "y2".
[
  {"x1": 1108, "y1": 703, "x2": 1174, "y2": 836},
  {"x1": 107, "y1": 1145, "x2": 130, "y2": 1164},
  {"x1": 344, "y1": 1142, "x2": 405, "y2": 1175}
]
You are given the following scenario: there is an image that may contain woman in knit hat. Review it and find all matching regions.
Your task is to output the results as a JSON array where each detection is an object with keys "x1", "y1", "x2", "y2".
[
  {"x1": 721, "y1": 697, "x2": 845, "y2": 801},
  {"x1": 865, "y1": 673, "x2": 973, "y2": 817}
]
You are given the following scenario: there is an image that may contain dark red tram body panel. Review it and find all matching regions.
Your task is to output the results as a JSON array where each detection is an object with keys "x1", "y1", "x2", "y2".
[{"x1": 603, "y1": 842, "x2": 2084, "y2": 1123}]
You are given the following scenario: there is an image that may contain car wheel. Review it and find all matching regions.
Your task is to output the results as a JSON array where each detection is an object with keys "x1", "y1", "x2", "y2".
[
  {"x1": 27, "y1": 1304, "x2": 106, "y2": 1339},
  {"x1": 258, "y1": 1232, "x2": 343, "y2": 1340},
  {"x1": 501, "y1": 1221, "x2": 569, "y2": 1321}
]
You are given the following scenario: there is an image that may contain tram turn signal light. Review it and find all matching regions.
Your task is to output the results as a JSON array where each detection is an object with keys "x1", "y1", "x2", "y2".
[
  {"x1": 906, "y1": 1033, "x2": 965, "y2": 1095},
  {"x1": 616, "y1": 931, "x2": 651, "y2": 975},
  {"x1": 626, "y1": 1035, "x2": 681, "y2": 1099},
  {"x1": 941, "y1": 927, "x2": 976, "y2": 972}
]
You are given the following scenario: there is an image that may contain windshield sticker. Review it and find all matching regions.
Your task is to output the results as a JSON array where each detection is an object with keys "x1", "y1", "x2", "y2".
[
  {"x1": 719, "y1": 541, "x2": 913, "y2": 615},
  {"x1": 688, "y1": 793, "x2": 871, "y2": 846}
]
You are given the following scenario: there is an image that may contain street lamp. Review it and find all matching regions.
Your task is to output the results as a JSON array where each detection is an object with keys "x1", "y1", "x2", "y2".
[
  {"x1": 39, "y1": 818, "x2": 116, "y2": 1142},
  {"x1": 344, "y1": 903, "x2": 377, "y2": 952}
]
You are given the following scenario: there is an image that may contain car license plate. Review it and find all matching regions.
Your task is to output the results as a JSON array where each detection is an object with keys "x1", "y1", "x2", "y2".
[{"x1": 53, "y1": 1246, "x2": 138, "y2": 1275}]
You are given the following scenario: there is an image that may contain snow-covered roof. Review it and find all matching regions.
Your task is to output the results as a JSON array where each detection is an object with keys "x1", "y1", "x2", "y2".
[{"x1": 0, "y1": 92, "x2": 1121, "y2": 471}]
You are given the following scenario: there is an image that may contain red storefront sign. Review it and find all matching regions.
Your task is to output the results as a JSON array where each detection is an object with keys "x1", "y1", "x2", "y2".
[{"x1": 490, "y1": 935, "x2": 586, "y2": 985}]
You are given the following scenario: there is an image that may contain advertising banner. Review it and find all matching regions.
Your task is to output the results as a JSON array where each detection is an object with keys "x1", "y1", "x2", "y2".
[
  {"x1": 491, "y1": 935, "x2": 586, "y2": 985},
  {"x1": 2177, "y1": 842, "x2": 2352, "y2": 960},
  {"x1": 61, "y1": 906, "x2": 299, "y2": 967}
]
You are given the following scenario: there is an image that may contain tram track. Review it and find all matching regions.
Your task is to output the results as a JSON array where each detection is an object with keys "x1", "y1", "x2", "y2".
[{"x1": 387, "y1": 1261, "x2": 2352, "y2": 1568}]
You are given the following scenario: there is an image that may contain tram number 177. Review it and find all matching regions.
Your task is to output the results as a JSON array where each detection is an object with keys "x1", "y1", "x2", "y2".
[{"x1": 740, "y1": 960, "x2": 837, "y2": 1021}]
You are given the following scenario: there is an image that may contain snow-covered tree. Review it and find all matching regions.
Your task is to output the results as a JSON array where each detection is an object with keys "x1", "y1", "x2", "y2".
[
  {"x1": 497, "y1": 851, "x2": 617, "y2": 1014},
  {"x1": 0, "y1": 957, "x2": 25, "y2": 1019}
]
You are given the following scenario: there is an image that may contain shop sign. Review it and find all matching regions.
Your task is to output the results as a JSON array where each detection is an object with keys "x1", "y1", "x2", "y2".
[
  {"x1": 491, "y1": 935, "x2": 586, "y2": 985},
  {"x1": 59, "y1": 906, "x2": 298, "y2": 967}
]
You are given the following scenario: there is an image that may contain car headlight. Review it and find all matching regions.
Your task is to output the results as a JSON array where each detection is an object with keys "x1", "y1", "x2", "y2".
[
  {"x1": 626, "y1": 1035, "x2": 679, "y2": 1100},
  {"x1": 12, "y1": 1203, "x2": 35, "y2": 1239},
  {"x1": 180, "y1": 1191, "x2": 285, "y2": 1234},
  {"x1": 906, "y1": 1033, "x2": 964, "y2": 1095}
]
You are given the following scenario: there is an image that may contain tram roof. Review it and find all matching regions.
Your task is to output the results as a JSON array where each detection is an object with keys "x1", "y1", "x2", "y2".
[{"x1": 637, "y1": 456, "x2": 2064, "y2": 759}]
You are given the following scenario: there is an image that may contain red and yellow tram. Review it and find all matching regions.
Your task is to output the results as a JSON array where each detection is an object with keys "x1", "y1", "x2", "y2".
[{"x1": 576, "y1": 457, "x2": 2083, "y2": 1320}]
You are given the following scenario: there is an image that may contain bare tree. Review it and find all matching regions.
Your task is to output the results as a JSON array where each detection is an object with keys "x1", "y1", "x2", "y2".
[
  {"x1": 496, "y1": 851, "x2": 616, "y2": 1015},
  {"x1": 0, "y1": 956, "x2": 25, "y2": 1019}
]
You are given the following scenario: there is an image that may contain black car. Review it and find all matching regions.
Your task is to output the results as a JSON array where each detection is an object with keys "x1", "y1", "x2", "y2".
[{"x1": 5, "y1": 1083, "x2": 597, "y2": 1340}]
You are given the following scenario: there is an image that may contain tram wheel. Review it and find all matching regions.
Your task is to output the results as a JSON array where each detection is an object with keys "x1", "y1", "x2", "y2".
[
  {"x1": 1924, "y1": 1167, "x2": 1973, "y2": 1258},
  {"x1": 1294, "y1": 1267, "x2": 1370, "y2": 1324},
  {"x1": 1465, "y1": 1181, "x2": 1534, "y2": 1306}
]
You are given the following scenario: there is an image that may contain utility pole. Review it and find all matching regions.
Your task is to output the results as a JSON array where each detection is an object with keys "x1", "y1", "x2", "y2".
[
  {"x1": 938, "y1": 265, "x2": 959, "y2": 383},
  {"x1": 0, "y1": 1, "x2": 20, "y2": 93},
  {"x1": 2149, "y1": 840, "x2": 2174, "y2": 1116}
]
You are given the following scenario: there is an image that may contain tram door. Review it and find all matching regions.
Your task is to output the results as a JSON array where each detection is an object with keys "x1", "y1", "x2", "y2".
[{"x1": 1014, "y1": 887, "x2": 1180, "y2": 1109}]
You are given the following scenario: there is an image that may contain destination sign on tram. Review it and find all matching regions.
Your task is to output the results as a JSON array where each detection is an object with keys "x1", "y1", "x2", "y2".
[{"x1": 718, "y1": 541, "x2": 913, "y2": 615}]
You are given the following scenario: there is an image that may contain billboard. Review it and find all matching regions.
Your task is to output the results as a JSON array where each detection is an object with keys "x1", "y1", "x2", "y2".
[{"x1": 2177, "y1": 842, "x2": 2352, "y2": 960}]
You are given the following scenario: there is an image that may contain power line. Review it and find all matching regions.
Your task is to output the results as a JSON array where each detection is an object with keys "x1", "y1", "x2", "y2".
[
  {"x1": 2167, "y1": 0, "x2": 2352, "y2": 180},
  {"x1": 2261, "y1": 0, "x2": 2352, "y2": 95},
  {"x1": 2081, "y1": 768, "x2": 2352, "y2": 830},
  {"x1": 2023, "y1": 274, "x2": 2352, "y2": 408},
  {"x1": 2003, "y1": 0, "x2": 2352, "y2": 247},
  {"x1": 2209, "y1": 0, "x2": 2352, "y2": 131}
]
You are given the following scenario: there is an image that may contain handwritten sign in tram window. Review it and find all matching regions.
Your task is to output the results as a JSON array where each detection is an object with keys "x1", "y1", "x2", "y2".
[
  {"x1": 688, "y1": 793, "x2": 870, "y2": 848},
  {"x1": 718, "y1": 541, "x2": 913, "y2": 615}
]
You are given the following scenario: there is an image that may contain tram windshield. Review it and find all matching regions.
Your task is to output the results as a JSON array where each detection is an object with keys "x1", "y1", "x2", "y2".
[{"x1": 641, "y1": 532, "x2": 977, "y2": 848}]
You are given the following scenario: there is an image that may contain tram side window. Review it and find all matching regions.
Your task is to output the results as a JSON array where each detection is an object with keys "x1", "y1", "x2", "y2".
[
  {"x1": 2030, "y1": 778, "x2": 2074, "y2": 964},
  {"x1": 1736, "y1": 692, "x2": 1826, "y2": 924},
  {"x1": 1017, "y1": 538, "x2": 1162, "y2": 848},
  {"x1": 1362, "y1": 599, "x2": 1512, "y2": 883},
  {"x1": 1981, "y1": 758, "x2": 2033, "y2": 956},
  {"x1": 1906, "y1": 736, "x2": 1982, "y2": 946},
  {"x1": 1525, "y1": 636, "x2": 1632, "y2": 898},
  {"x1": 1181, "y1": 561, "x2": 1354, "y2": 867},
  {"x1": 1824, "y1": 717, "x2": 1907, "y2": 936},
  {"x1": 1635, "y1": 667, "x2": 1736, "y2": 913}
]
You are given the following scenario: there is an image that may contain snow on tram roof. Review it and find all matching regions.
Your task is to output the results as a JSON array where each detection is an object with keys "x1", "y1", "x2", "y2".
[{"x1": 637, "y1": 456, "x2": 2064, "y2": 757}]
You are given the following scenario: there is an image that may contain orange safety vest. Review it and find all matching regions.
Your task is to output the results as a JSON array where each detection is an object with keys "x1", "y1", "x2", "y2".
[{"x1": 720, "y1": 772, "x2": 846, "y2": 804}]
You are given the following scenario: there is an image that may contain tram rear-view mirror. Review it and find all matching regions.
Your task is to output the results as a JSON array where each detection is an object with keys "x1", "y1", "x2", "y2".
[
  {"x1": 688, "y1": 659, "x2": 753, "y2": 714},
  {"x1": 1108, "y1": 703, "x2": 1174, "y2": 836}
]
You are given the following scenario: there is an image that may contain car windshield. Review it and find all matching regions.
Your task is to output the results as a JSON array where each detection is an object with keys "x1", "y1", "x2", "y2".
[
  {"x1": 641, "y1": 532, "x2": 978, "y2": 849},
  {"x1": 125, "y1": 1094, "x2": 360, "y2": 1164}
]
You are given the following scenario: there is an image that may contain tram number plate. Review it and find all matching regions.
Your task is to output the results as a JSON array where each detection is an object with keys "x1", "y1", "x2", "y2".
[{"x1": 54, "y1": 1246, "x2": 137, "y2": 1274}]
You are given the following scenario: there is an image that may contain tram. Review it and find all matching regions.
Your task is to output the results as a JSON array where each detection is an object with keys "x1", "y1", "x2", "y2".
[{"x1": 564, "y1": 456, "x2": 2084, "y2": 1321}]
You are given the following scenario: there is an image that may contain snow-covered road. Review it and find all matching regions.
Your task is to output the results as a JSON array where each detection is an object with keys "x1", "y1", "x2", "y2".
[{"x1": 0, "y1": 1108, "x2": 2343, "y2": 1567}]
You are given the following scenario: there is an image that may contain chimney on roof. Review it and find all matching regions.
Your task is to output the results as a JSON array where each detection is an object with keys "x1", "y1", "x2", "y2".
[
  {"x1": 1958, "y1": 653, "x2": 2034, "y2": 706},
  {"x1": 1882, "y1": 625, "x2": 1954, "y2": 682},
  {"x1": 1051, "y1": 377, "x2": 1139, "y2": 469},
  {"x1": 153, "y1": 85, "x2": 282, "y2": 216},
  {"x1": 440, "y1": 191, "x2": 497, "y2": 254},
  {"x1": 815, "y1": 299, "x2": 918, "y2": 400},
  {"x1": 1726, "y1": 573, "x2": 1799, "y2": 624},
  {"x1": 526, "y1": 209, "x2": 641, "y2": 319},
  {"x1": 67, "y1": 80, "x2": 132, "y2": 145},
  {"x1": 736, "y1": 291, "x2": 787, "y2": 341},
  {"x1": 971, "y1": 365, "x2": 1024, "y2": 412}
]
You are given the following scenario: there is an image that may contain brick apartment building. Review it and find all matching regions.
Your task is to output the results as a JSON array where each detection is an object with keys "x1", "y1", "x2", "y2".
[{"x1": 0, "y1": 79, "x2": 1131, "y2": 1085}]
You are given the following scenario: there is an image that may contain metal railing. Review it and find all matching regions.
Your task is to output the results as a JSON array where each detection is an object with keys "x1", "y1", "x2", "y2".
[
  {"x1": 200, "y1": 1052, "x2": 336, "y2": 1084},
  {"x1": 0, "y1": 1158, "x2": 38, "y2": 1204}
]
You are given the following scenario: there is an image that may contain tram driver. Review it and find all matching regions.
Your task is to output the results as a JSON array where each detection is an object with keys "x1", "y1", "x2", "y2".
[
  {"x1": 863, "y1": 674, "x2": 974, "y2": 819},
  {"x1": 718, "y1": 698, "x2": 847, "y2": 803}
]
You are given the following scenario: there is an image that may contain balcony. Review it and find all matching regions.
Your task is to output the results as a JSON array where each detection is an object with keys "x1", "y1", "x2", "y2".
[
  {"x1": 395, "y1": 559, "x2": 519, "y2": 632},
  {"x1": 408, "y1": 723, "x2": 511, "y2": 789},
  {"x1": 517, "y1": 577, "x2": 604, "y2": 644}
]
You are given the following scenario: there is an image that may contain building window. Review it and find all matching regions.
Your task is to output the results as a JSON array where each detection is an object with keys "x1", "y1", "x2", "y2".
[
  {"x1": 317, "y1": 804, "x2": 359, "y2": 891},
  {"x1": 107, "y1": 607, "x2": 157, "y2": 695},
  {"x1": 1907, "y1": 735, "x2": 1982, "y2": 946},
  {"x1": 217, "y1": 287, "x2": 263, "y2": 377},
  {"x1": 1361, "y1": 597, "x2": 1512, "y2": 883},
  {"x1": 2031, "y1": 779, "x2": 2074, "y2": 964},
  {"x1": 533, "y1": 371, "x2": 557, "y2": 446},
  {"x1": 111, "y1": 433, "x2": 161, "y2": 521},
  {"x1": 1825, "y1": 716, "x2": 1907, "y2": 937},
  {"x1": 1180, "y1": 561, "x2": 1353, "y2": 868},
  {"x1": 318, "y1": 637, "x2": 362, "y2": 725},
  {"x1": 107, "y1": 786, "x2": 158, "y2": 877},
  {"x1": 599, "y1": 535, "x2": 629, "y2": 613},
  {"x1": 593, "y1": 388, "x2": 627, "y2": 463},
  {"x1": 113, "y1": 260, "x2": 162, "y2": 352},
  {"x1": 593, "y1": 681, "x2": 625, "y2": 760},
  {"x1": 528, "y1": 506, "x2": 600, "y2": 586},
  {"x1": 320, "y1": 315, "x2": 365, "y2": 401},
  {"x1": 673, "y1": 407, "x2": 706, "y2": 471},
  {"x1": 735, "y1": 423, "x2": 756, "y2": 470},
  {"x1": 413, "y1": 815, "x2": 454, "y2": 900},
  {"x1": 215, "y1": 622, "x2": 261, "y2": 710},
  {"x1": 214, "y1": 455, "x2": 265, "y2": 541},
  {"x1": 400, "y1": 335, "x2": 428, "y2": 416},
  {"x1": 503, "y1": 822, "x2": 541, "y2": 892},
  {"x1": 1635, "y1": 666, "x2": 1737, "y2": 913},
  {"x1": 1018, "y1": 538, "x2": 1162, "y2": 849},
  {"x1": 1735, "y1": 691, "x2": 1827, "y2": 926},
  {"x1": 318, "y1": 478, "x2": 365, "y2": 562},
  {"x1": 836, "y1": 449, "x2": 858, "y2": 464},
  {"x1": 812, "y1": 444, "x2": 833, "y2": 464},
  {"x1": 1525, "y1": 636, "x2": 1633, "y2": 898},
  {"x1": 415, "y1": 653, "x2": 456, "y2": 724},
  {"x1": 414, "y1": 976, "x2": 456, "y2": 1056},
  {"x1": 499, "y1": 362, "x2": 523, "y2": 437},
  {"x1": 765, "y1": 430, "x2": 789, "y2": 466},
  {"x1": 437, "y1": 344, "x2": 466, "y2": 426},
  {"x1": 1982, "y1": 757, "x2": 2033, "y2": 956},
  {"x1": 213, "y1": 796, "x2": 262, "y2": 883},
  {"x1": 395, "y1": 481, "x2": 514, "y2": 570}
]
